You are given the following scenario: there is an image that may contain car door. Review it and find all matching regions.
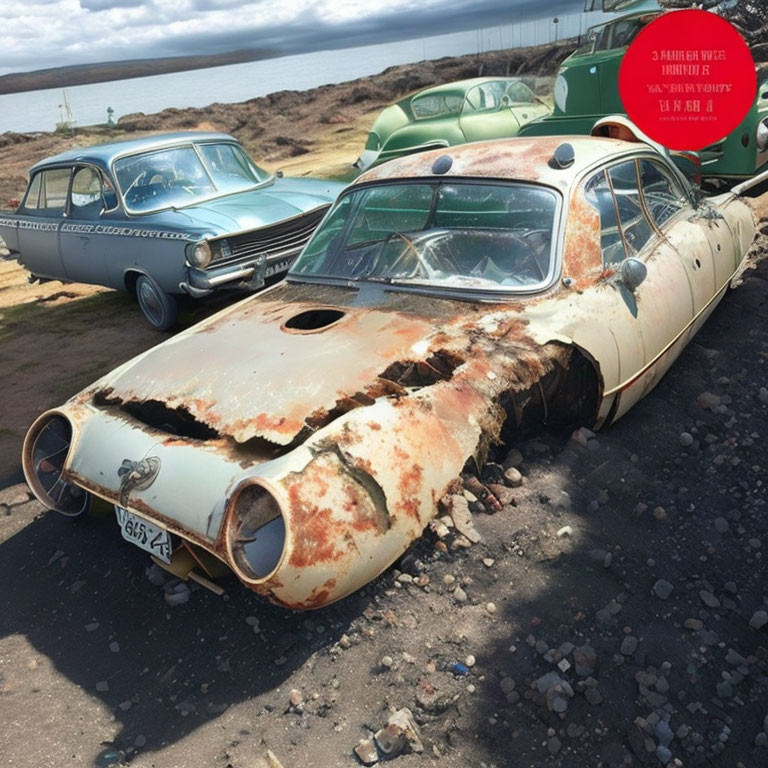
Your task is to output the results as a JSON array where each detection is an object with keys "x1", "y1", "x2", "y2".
[
  {"x1": 59, "y1": 165, "x2": 113, "y2": 286},
  {"x1": 637, "y1": 159, "x2": 720, "y2": 315},
  {"x1": 459, "y1": 82, "x2": 519, "y2": 142},
  {"x1": 602, "y1": 158, "x2": 696, "y2": 416},
  {"x1": 556, "y1": 159, "x2": 695, "y2": 422},
  {"x1": 14, "y1": 167, "x2": 71, "y2": 280}
]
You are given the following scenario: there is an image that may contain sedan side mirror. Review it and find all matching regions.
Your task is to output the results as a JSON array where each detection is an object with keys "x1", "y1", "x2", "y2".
[{"x1": 620, "y1": 257, "x2": 647, "y2": 292}]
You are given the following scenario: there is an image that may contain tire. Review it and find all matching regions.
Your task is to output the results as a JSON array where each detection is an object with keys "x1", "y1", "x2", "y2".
[{"x1": 135, "y1": 274, "x2": 178, "y2": 331}]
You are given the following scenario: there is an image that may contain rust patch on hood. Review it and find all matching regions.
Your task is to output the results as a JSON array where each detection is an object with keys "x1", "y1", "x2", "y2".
[{"x1": 92, "y1": 294, "x2": 449, "y2": 446}]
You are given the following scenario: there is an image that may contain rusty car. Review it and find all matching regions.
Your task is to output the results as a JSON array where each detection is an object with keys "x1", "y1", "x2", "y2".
[
  {"x1": 22, "y1": 133, "x2": 756, "y2": 609},
  {"x1": 0, "y1": 132, "x2": 343, "y2": 329}
]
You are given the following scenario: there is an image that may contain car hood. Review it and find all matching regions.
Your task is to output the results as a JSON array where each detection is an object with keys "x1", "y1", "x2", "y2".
[
  {"x1": 168, "y1": 177, "x2": 344, "y2": 236},
  {"x1": 92, "y1": 282, "x2": 481, "y2": 446}
]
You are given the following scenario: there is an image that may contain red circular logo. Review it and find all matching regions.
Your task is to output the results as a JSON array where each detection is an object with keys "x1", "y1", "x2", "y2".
[{"x1": 618, "y1": 10, "x2": 756, "y2": 150}]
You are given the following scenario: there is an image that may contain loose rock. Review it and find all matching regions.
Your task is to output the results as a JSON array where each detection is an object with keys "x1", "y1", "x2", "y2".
[
  {"x1": 750, "y1": 610, "x2": 768, "y2": 630},
  {"x1": 503, "y1": 466, "x2": 523, "y2": 487}
]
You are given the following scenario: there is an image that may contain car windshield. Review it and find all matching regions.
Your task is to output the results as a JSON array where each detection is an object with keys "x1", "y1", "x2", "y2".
[
  {"x1": 113, "y1": 142, "x2": 271, "y2": 212},
  {"x1": 290, "y1": 181, "x2": 559, "y2": 292}
]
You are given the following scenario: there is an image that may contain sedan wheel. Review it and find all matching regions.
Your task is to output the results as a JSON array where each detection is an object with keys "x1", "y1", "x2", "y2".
[{"x1": 136, "y1": 275, "x2": 178, "y2": 331}]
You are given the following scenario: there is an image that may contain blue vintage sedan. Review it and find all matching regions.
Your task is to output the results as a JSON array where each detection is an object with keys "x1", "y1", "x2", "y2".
[{"x1": 0, "y1": 132, "x2": 343, "y2": 328}]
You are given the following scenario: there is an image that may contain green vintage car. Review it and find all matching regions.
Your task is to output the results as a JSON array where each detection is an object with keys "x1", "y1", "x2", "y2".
[
  {"x1": 518, "y1": 6, "x2": 768, "y2": 180},
  {"x1": 355, "y1": 77, "x2": 549, "y2": 170}
]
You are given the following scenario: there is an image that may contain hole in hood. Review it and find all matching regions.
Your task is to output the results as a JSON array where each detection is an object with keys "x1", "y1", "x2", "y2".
[{"x1": 282, "y1": 308, "x2": 346, "y2": 333}]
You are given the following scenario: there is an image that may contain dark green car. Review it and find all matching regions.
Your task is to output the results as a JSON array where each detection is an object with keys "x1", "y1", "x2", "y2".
[
  {"x1": 518, "y1": 6, "x2": 768, "y2": 180},
  {"x1": 355, "y1": 77, "x2": 549, "y2": 170}
]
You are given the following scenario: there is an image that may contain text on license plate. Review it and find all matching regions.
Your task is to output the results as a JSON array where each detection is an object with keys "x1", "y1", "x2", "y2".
[
  {"x1": 114, "y1": 506, "x2": 172, "y2": 564},
  {"x1": 265, "y1": 258, "x2": 293, "y2": 277}
]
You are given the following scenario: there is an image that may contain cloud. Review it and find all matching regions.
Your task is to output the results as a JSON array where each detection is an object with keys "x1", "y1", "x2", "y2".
[
  {"x1": 80, "y1": 0, "x2": 144, "y2": 9},
  {"x1": 1, "y1": 0, "x2": 585, "y2": 77}
]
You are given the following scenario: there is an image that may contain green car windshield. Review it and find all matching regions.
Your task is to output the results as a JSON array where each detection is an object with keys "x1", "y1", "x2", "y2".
[
  {"x1": 114, "y1": 142, "x2": 271, "y2": 212},
  {"x1": 290, "y1": 181, "x2": 559, "y2": 293}
]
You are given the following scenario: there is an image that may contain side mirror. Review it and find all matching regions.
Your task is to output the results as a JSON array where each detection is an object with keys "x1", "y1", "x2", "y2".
[
  {"x1": 276, "y1": 170, "x2": 284, "y2": 179},
  {"x1": 690, "y1": 184, "x2": 703, "y2": 208},
  {"x1": 620, "y1": 257, "x2": 647, "y2": 292}
]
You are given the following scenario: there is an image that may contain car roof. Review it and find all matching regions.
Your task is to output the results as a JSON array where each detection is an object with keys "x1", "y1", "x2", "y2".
[
  {"x1": 355, "y1": 135, "x2": 645, "y2": 188},
  {"x1": 410, "y1": 77, "x2": 525, "y2": 101},
  {"x1": 29, "y1": 131, "x2": 237, "y2": 173},
  {"x1": 586, "y1": 7, "x2": 662, "y2": 33}
]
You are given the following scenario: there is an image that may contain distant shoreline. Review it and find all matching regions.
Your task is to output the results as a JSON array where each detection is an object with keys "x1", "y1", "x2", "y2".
[{"x1": 0, "y1": 49, "x2": 276, "y2": 96}]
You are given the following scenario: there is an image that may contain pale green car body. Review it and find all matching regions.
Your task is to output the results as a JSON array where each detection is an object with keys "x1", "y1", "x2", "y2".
[{"x1": 356, "y1": 77, "x2": 549, "y2": 170}]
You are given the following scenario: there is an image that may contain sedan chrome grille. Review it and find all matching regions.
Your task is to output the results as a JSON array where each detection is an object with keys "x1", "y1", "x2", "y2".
[{"x1": 211, "y1": 206, "x2": 329, "y2": 268}]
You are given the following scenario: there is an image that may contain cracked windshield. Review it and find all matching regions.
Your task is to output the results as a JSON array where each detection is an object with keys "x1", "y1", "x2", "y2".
[{"x1": 291, "y1": 181, "x2": 559, "y2": 290}]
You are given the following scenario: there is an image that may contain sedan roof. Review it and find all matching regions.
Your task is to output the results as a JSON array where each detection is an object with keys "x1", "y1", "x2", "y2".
[
  {"x1": 409, "y1": 77, "x2": 525, "y2": 101},
  {"x1": 356, "y1": 135, "x2": 644, "y2": 188},
  {"x1": 29, "y1": 131, "x2": 236, "y2": 174}
]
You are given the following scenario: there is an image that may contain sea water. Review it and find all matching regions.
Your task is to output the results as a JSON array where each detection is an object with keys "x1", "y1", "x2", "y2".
[{"x1": 0, "y1": 9, "x2": 608, "y2": 134}]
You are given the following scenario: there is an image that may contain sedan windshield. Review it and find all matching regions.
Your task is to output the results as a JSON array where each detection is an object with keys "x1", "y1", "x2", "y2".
[
  {"x1": 290, "y1": 181, "x2": 558, "y2": 292},
  {"x1": 114, "y1": 142, "x2": 271, "y2": 212}
]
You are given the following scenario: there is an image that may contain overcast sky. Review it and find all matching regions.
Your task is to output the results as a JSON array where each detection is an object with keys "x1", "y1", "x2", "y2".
[{"x1": 2, "y1": 0, "x2": 584, "y2": 76}]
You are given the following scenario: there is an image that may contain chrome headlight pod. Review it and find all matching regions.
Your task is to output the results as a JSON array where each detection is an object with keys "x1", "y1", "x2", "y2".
[
  {"x1": 225, "y1": 479, "x2": 286, "y2": 582},
  {"x1": 187, "y1": 239, "x2": 212, "y2": 268},
  {"x1": 22, "y1": 412, "x2": 90, "y2": 517},
  {"x1": 757, "y1": 119, "x2": 768, "y2": 152}
]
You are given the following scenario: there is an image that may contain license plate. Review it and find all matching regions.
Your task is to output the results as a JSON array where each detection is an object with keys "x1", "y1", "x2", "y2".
[
  {"x1": 264, "y1": 257, "x2": 293, "y2": 277},
  {"x1": 114, "y1": 506, "x2": 172, "y2": 564}
]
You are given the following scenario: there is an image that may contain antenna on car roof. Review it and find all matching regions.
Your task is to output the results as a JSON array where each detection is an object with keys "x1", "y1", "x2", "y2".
[{"x1": 549, "y1": 143, "x2": 575, "y2": 170}]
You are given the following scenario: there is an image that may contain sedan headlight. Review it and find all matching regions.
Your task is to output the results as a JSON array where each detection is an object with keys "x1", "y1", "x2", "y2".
[
  {"x1": 757, "y1": 119, "x2": 768, "y2": 152},
  {"x1": 188, "y1": 239, "x2": 212, "y2": 268},
  {"x1": 23, "y1": 413, "x2": 90, "y2": 517},
  {"x1": 226, "y1": 482, "x2": 286, "y2": 580}
]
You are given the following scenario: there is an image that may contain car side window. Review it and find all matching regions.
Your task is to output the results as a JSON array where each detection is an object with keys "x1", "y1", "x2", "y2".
[
  {"x1": 70, "y1": 167, "x2": 105, "y2": 220},
  {"x1": 607, "y1": 161, "x2": 654, "y2": 256},
  {"x1": 638, "y1": 160, "x2": 686, "y2": 228},
  {"x1": 463, "y1": 82, "x2": 506, "y2": 114},
  {"x1": 27, "y1": 168, "x2": 70, "y2": 217},
  {"x1": 506, "y1": 81, "x2": 537, "y2": 105},
  {"x1": 584, "y1": 169, "x2": 626, "y2": 266},
  {"x1": 21, "y1": 173, "x2": 42, "y2": 210}
]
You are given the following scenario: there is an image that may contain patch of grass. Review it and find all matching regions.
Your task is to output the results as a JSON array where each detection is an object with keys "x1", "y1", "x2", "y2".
[{"x1": 0, "y1": 291, "x2": 135, "y2": 341}]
